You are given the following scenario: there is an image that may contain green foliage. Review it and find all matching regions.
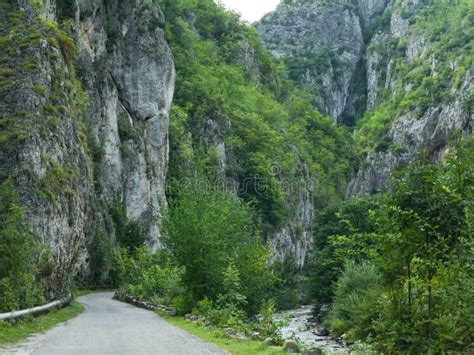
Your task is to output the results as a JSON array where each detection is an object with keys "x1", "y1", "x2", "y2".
[
  {"x1": 253, "y1": 299, "x2": 286, "y2": 340},
  {"x1": 164, "y1": 182, "x2": 272, "y2": 314},
  {"x1": 161, "y1": 0, "x2": 357, "y2": 234},
  {"x1": 194, "y1": 268, "x2": 284, "y2": 339},
  {"x1": 89, "y1": 230, "x2": 118, "y2": 287},
  {"x1": 119, "y1": 247, "x2": 185, "y2": 306},
  {"x1": 309, "y1": 196, "x2": 381, "y2": 303},
  {"x1": 270, "y1": 254, "x2": 301, "y2": 310},
  {"x1": 37, "y1": 165, "x2": 78, "y2": 204},
  {"x1": 0, "y1": 179, "x2": 46, "y2": 312},
  {"x1": 217, "y1": 261, "x2": 247, "y2": 308},
  {"x1": 311, "y1": 135, "x2": 474, "y2": 353},
  {"x1": 111, "y1": 201, "x2": 146, "y2": 253},
  {"x1": 328, "y1": 260, "x2": 383, "y2": 340}
]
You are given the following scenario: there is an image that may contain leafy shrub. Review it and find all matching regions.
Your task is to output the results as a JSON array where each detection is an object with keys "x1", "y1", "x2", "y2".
[
  {"x1": 328, "y1": 260, "x2": 383, "y2": 340},
  {"x1": 253, "y1": 299, "x2": 284, "y2": 340},
  {"x1": 119, "y1": 247, "x2": 185, "y2": 306},
  {"x1": 111, "y1": 201, "x2": 145, "y2": 253},
  {"x1": 314, "y1": 136, "x2": 474, "y2": 353},
  {"x1": 0, "y1": 179, "x2": 46, "y2": 312},
  {"x1": 164, "y1": 182, "x2": 272, "y2": 314},
  {"x1": 89, "y1": 230, "x2": 118, "y2": 287},
  {"x1": 194, "y1": 263, "x2": 248, "y2": 331},
  {"x1": 271, "y1": 253, "x2": 301, "y2": 310}
]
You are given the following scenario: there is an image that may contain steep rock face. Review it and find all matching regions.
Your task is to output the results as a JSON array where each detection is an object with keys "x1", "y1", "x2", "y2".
[
  {"x1": 257, "y1": 0, "x2": 388, "y2": 123},
  {"x1": 258, "y1": 0, "x2": 472, "y2": 198},
  {"x1": 271, "y1": 157, "x2": 315, "y2": 266},
  {"x1": 348, "y1": 0, "x2": 473, "y2": 195},
  {"x1": 0, "y1": 2, "x2": 95, "y2": 293},
  {"x1": 0, "y1": 0, "x2": 174, "y2": 293},
  {"x1": 71, "y1": 0, "x2": 175, "y2": 250}
]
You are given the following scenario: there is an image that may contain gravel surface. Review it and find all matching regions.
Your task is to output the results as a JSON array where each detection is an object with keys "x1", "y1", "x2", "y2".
[{"x1": 2, "y1": 292, "x2": 225, "y2": 355}]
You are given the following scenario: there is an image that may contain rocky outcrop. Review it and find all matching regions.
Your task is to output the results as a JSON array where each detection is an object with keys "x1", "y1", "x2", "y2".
[
  {"x1": 348, "y1": 74, "x2": 473, "y2": 196},
  {"x1": 257, "y1": 0, "x2": 389, "y2": 123},
  {"x1": 0, "y1": 2, "x2": 96, "y2": 294},
  {"x1": 348, "y1": 0, "x2": 473, "y2": 195},
  {"x1": 0, "y1": 0, "x2": 174, "y2": 293},
  {"x1": 258, "y1": 0, "x2": 472, "y2": 198},
  {"x1": 271, "y1": 157, "x2": 314, "y2": 267},
  {"x1": 72, "y1": 0, "x2": 175, "y2": 250}
]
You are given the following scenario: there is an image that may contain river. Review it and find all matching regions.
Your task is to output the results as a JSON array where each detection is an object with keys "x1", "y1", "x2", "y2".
[{"x1": 276, "y1": 305, "x2": 351, "y2": 354}]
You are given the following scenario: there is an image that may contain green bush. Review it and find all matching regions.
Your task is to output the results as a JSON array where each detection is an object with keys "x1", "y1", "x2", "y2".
[
  {"x1": 328, "y1": 260, "x2": 383, "y2": 340},
  {"x1": 0, "y1": 179, "x2": 46, "y2": 312},
  {"x1": 119, "y1": 247, "x2": 185, "y2": 306},
  {"x1": 313, "y1": 136, "x2": 474, "y2": 353},
  {"x1": 271, "y1": 253, "x2": 301, "y2": 310},
  {"x1": 111, "y1": 201, "x2": 145, "y2": 253},
  {"x1": 164, "y1": 182, "x2": 272, "y2": 314},
  {"x1": 89, "y1": 230, "x2": 118, "y2": 287}
]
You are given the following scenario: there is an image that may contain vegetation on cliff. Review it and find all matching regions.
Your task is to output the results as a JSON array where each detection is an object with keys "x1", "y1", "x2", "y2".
[{"x1": 0, "y1": 0, "x2": 472, "y2": 353}]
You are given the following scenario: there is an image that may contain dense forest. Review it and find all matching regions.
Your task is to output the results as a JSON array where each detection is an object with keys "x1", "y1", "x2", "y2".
[{"x1": 0, "y1": 0, "x2": 473, "y2": 353}]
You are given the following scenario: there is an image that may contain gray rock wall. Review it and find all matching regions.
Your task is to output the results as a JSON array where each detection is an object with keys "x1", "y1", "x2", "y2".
[
  {"x1": 258, "y1": 0, "x2": 472, "y2": 199},
  {"x1": 73, "y1": 0, "x2": 175, "y2": 250},
  {"x1": 0, "y1": 0, "x2": 175, "y2": 293}
]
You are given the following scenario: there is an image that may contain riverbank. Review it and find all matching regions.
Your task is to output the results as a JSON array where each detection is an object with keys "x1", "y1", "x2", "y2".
[{"x1": 276, "y1": 306, "x2": 350, "y2": 354}]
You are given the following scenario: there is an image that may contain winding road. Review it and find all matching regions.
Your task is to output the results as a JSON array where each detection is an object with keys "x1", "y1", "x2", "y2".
[{"x1": 2, "y1": 292, "x2": 225, "y2": 355}]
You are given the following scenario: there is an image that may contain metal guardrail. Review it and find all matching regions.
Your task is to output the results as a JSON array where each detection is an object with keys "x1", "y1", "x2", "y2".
[{"x1": 0, "y1": 293, "x2": 73, "y2": 321}]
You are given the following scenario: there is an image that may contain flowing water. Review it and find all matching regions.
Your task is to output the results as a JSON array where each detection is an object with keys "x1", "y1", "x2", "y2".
[{"x1": 276, "y1": 305, "x2": 351, "y2": 354}]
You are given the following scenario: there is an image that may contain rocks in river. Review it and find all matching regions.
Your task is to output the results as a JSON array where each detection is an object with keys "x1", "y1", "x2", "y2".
[
  {"x1": 282, "y1": 340, "x2": 300, "y2": 353},
  {"x1": 304, "y1": 348, "x2": 323, "y2": 355},
  {"x1": 275, "y1": 306, "x2": 350, "y2": 353},
  {"x1": 315, "y1": 328, "x2": 330, "y2": 337}
]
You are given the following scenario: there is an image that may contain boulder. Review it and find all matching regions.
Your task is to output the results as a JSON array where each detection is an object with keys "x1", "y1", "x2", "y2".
[
  {"x1": 168, "y1": 308, "x2": 177, "y2": 316},
  {"x1": 316, "y1": 328, "x2": 330, "y2": 336},
  {"x1": 282, "y1": 340, "x2": 300, "y2": 353},
  {"x1": 305, "y1": 348, "x2": 323, "y2": 355},
  {"x1": 232, "y1": 332, "x2": 247, "y2": 340}
]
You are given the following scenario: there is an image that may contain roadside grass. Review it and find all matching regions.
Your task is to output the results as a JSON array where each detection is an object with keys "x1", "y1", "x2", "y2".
[
  {"x1": 157, "y1": 312, "x2": 285, "y2": 355},
  {"x1": 0, "y1": 301, "x2": 84, "y2": 346}
]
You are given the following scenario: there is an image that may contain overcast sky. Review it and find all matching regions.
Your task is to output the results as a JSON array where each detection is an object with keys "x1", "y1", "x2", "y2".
[{"x1": 218, "y1": 0, "x2": 280, "y2": 22}]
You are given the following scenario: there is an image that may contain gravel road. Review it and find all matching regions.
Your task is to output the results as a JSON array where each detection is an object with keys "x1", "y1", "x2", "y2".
[{"x1": 1, "y1": 292, "x2": 225, "y2": 355}]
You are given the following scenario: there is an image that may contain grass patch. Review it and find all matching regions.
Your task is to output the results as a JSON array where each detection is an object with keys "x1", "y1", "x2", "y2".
[
  {"x1": 0, "y1": 301, "x2": 84, "y2": 346},
  {"x1": 157, "y1": 312, "x2": 284, "y2": 355}
]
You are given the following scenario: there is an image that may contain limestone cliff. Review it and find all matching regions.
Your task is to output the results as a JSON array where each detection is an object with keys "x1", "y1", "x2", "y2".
[
  {"x1": 348, "y1": 0, "x2": 473, "y2": 195},
  {"x1": 258, "y1": 0, "x2": 473, "y2": 197},
  {"x1": 0, "y1": 0, "x2": 174, "y2": 294},
  {"x1": 257, "y1": 0, "x2": 389, "y2": 124}
]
